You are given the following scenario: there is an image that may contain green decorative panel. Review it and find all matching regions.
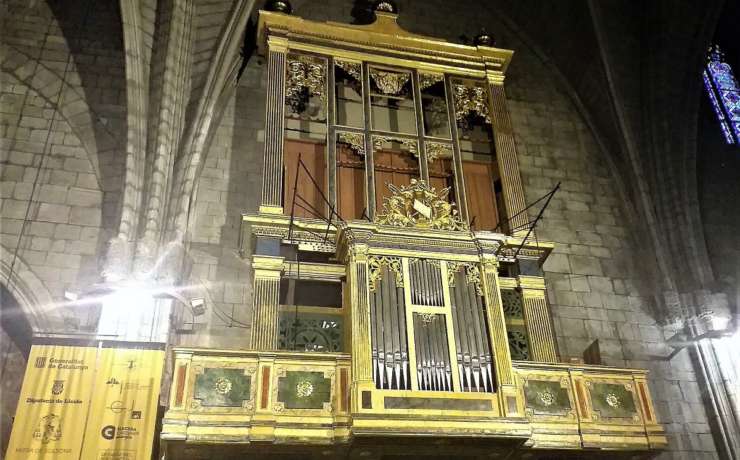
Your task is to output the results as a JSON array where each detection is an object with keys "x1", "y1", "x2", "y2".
[
  {"x1": 590, "y1": 382, "x2": 637, "y2": 418},
  {"x1": 194, "y1": 368, "x2": 251, "y2": 407},
  {"x1": 278, "y1": 371, "x2": 332, "y2": 409},
  {"x1": 507, "y1": 328, "x2": 530, "y2": 360},
  {"x1": 278, "y1": 312, "x2": 343, "y2": 352},
  {"x1": 501, "y1": 289, "x2": 523, "y2": 318},
  {"x1": 524, "y1": 380, "x2": 571, "y2": 415}
]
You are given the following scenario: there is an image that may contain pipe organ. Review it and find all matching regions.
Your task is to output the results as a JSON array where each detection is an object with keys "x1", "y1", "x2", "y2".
[{"x1": 160, "y1": 3, "x2": 667, "y2": 459}]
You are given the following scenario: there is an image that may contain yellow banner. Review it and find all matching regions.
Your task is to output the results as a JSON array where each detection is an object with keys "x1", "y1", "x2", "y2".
[
  {"x1": 6, "y1": 344, "x2": 97, "y2": 459},
  {"x1": 81, "y1": 347, "x2": 164, "y2": 460},
  {"x1": 6, "y1": 343, "x2": 164, "y2": 460}
]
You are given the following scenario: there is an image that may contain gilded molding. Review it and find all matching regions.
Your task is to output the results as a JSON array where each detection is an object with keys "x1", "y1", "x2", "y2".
[{"x1": 375, "y1": 179, "x2": 466, "y2": 231}]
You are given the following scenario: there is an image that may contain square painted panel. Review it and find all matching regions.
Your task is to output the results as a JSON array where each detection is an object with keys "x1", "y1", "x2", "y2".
[
  {"x1": 277, "y1": 371, "x2": 331, "y2": 409},
  {"x1": 524, "y1": 380, "x2": 571, "y2": 415},
  {"x1": 194, "y1": 368, "x2": 251, "y2": 407},
  {"x1": 590, "y1": 382, "x2": 637, "y2": 419}
]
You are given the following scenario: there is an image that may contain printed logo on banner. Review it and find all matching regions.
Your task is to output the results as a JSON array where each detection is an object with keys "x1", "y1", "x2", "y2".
[
  {"x1": 107, "y1": 400, "x2": 127, "y2": 414},
  {"x1": 101, "y1": 425, "x2": 115, "y2": 440},
  {"x1": 51, "y1": 380, "x2": 65, "y2": 395},
  {"x1": 32, "y1": 414, "x2": 62, "y2": 444},
  {"x1": 35, "y1": 357, "x2": 47, "y2": 368},
  {"x1": 100, "y1": 425, "x2": 139, "y2": 441}
]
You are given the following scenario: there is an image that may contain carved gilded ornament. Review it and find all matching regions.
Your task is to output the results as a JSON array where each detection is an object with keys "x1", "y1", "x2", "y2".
[
  {"x1": 368, "y1": 256, "x2": 403, "y2": 292},
  {"x1": 453, "y1": 83, "x2": 491, "y2": 124},
  {"x1": 375, "y1": 179, "x2": 466, "y2": 231},
  {"x1": 296, "y1": 380, "x2": 314, "y2": 398},
  {"x1": 338, "y1": 132, "x2": 365, "y2": 156},
  {"x1": 286, "y1": 55, "x2": 326, "y2": 111},
  {"x1": 370, "y1": 69, "x2": 410, "y2": 95},
  {"x1": 420, "y1": 313, "x2": 436, "y2": 324},
  {"x1": 605, "y1": 393, "x2": 621, "y2": 408},
  {"x1": 538, "y1": 389, "x2": 556, "y2": 407},
  {"x1": 424, "y1": 141, "x2": 453, "y2": 162},
  {"x1": 447, "y1": 261, "x2": 483, "y2": 296},
  {"x1": 373, "y1": 135, "x2": 417, "y2": 155},
  {"x1": 419, "y1": 73, "x2": 444, "y2": 90},
  {"x1": 335, "y1": 60, "x2": 361, "y2": 80},
  {"x1": 214, "y1": 377, "x2": 232, "y2": 395}
]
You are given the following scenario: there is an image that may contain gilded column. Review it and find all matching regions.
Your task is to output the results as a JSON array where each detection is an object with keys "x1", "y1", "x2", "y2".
[
  {"x1": 250, "y1": 255, "x2": 284, "y2": 350},
  {"x1": 519, "y1": 275, "x2": 558, "y2": 362},
  {"x1": 480, "y1": 255, "x2": 520, "y2": 416},
  {"x1": 348, "y1": 243, "x2": 373, "y2": 409},
  {"x1": 480, "y1": 256, "x2": 514, "y2": 386},
  {"x1": 259, "y1": 36, "x2": 288, "y2": 214},
  {"x1": 487, "y1": 72, "x2": 529, "y2": 236}
]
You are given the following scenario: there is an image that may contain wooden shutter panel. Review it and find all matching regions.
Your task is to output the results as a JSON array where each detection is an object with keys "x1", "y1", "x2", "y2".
[
  {"x1": 336, "y1": 145, "x2": 366, "y2": 220},
  {"x1": 284, "y1": 139, "x2": 327, "y2": 219},
  {"x1": 462, "y1": 160, "x2": 498, "y2": 231}
]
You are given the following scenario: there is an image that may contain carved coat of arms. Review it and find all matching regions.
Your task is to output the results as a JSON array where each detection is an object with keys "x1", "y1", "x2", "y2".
[{"x1": 375, "y1": 179, "x2": 466, "y2": 231}]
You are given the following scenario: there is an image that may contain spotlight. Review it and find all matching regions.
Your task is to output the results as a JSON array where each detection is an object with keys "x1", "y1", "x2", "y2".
[
  {"x1": 190, "y1": 298, "x2": 206, "y2": 316},
  {"x1": 64, "y1": 290, "x2": 79, "y2": 301}
]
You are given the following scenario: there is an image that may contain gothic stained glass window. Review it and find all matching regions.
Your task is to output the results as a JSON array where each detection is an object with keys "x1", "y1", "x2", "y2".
[{"x1": 703, "y1": 45, "x2": 740, "y2": 144}]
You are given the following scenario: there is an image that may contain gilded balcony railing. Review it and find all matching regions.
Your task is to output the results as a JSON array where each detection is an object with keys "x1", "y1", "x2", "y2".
[{"x1": 161, "y1": 348, "x2": 666, "y2": 458}]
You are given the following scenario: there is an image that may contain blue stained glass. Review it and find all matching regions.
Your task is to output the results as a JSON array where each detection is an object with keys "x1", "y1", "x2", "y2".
[{"x1": 705, "y1": 45, "x2": 740, "y2": 144}]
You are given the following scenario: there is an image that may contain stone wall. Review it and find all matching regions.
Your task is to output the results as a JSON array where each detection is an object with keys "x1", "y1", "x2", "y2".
[
  {"x1": 0, "y1": 326, "x2": 26, "y2": 456},
  {"x1": 177, "y1": 57, "x2": 267, "y2": 348},
  {"x1": 1, "y1": 0, "x2": 126, "y2": 325},
  {"x1": 505, "y1": 42, "x2": 716, "y2": 460}
]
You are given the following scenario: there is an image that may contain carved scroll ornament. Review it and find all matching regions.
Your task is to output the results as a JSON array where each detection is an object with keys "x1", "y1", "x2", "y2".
[
  {"x1": 368, "y1": 256, "x2": 403, "y2": 292},
  {"x1": 447, "y1": 262, "x2": 483, "y2": 296},
  {"x1": 419, "y1": 73, "x2": 444, "y2": 91},
  {"x1": 375, "y1": 179, "x2": 466, "y2": 231},
  {"x1": 370, "y1": 69, "x2": 410, "y2": 96},
  {"x1": 338, "y1": 132, "x2": 365, "y2": 156},
  {"x1": 453, "y1": 83, "x2": 491, "y2": 124},
  {"x1": 335, "y1": 60, "x2": 361, "y2": 81},
  {"x1": 286, "y1": 56, "x2": 326, "y2": 112},
  {"x1": 424, "y1": 141, "x2": 453, "y2": 162},
  {"x1": 373, "y1": 135, "x2": 418, "y2": 155}
]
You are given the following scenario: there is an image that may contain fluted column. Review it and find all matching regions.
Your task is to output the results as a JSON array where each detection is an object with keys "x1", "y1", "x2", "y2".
[
  {"x1": 250, "y1": 255, "x2": 284, "y2": 350},
  {"x1": 259, "y1": 36, "x2": 288, "y2": 214},
  {"x1": 519, "y1": 275, "x2": 558, "y2": 362},
  {"x1": 348, "y1": 244, "x2": 373, "y2": 411},
  {"x1": 480, "y1": 256, "x2": 514, "y2": 386},
  {"x1": 480, "y1": 256, "x2": 523, "y2": 416},
  {"x1": 487, "y1": 73, "x2": 529, "y2": 236}
]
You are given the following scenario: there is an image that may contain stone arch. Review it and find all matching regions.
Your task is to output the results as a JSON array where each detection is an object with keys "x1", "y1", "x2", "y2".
[{"x1": 0, "y1": 244, "x2": 62, "y2": 333}]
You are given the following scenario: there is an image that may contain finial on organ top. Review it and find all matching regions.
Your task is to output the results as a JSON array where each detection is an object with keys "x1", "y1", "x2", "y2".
[
  {"x1": 264, "y1": 0, "x2": 292, "y2": 14},
  {"x1": 473, "y1": 29, "x2": 495, "y2": 47},
  {"x1": 373, "y1": 0, "x2": 399, "y2": 15}
]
